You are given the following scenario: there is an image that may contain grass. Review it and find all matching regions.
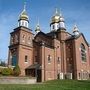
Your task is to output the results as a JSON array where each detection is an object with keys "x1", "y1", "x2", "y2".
[{"x1": 0, "y1": 80, "x2": 90, "y2": 90}]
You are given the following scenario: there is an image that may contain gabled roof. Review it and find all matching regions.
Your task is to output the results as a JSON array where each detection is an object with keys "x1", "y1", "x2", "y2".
[
  {"x1": 34, "y1": 31, "x2": 53, "y2": 40},
  {"x1": 66, "y1": 33, "x2": 89, "y2": 46},
  {"x1": 34, "y1": 31, "x2": 55, "y2": 49},
  {"x1": 47, "y1": 30, "x2": 57, "y2": 37}
]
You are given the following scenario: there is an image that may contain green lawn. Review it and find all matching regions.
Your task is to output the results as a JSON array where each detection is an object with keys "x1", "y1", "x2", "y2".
[{"x1": 0, "y1": 80, "x2": 90, "y2": 90}]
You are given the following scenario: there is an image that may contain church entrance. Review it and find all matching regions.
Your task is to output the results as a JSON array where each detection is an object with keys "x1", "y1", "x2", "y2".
[
  {"x1": 37, "y1": 70, "x2": 41, "y2": 82},
  {"x1": 25, "y1": 64, "x2": 41, "y2": 82}
]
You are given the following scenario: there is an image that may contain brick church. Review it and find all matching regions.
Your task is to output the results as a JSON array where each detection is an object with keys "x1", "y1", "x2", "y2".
[{"x1": 8, "y1": 4, "x2": 90, "y2": 82}]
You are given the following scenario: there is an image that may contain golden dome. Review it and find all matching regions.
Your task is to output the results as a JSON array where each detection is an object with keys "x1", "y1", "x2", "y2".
[
  {"x1": 19, "y1": 3, "x2": 29, "y2": 21},
  {"x1": 51, "y1": 8, "x2": 65, "y2": 24},
  {"x1": 51, "y1": 8, "x2": 60, "y2": 24},
  {"x1": 19, "y1": 10, "x2": 29, "y2": 20},
  {"x1": 51, "y1": 15, "x2": 60, "y2": 23}
]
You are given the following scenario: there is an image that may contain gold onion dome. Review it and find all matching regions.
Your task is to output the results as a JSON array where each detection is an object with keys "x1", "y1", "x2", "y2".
[
  {"x1": 19, "y1": 4, "x2": 29, "y2": 21},
  {"x1": 51, "y1": 8, "x2": 60, "y2": 24}
]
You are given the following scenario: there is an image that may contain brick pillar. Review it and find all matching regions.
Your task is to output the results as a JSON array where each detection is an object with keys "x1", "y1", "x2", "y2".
[
  {"x1": 40, "y1": 43, "x2": 45, "y2": 82},
  {"x1": 8, "y1": 50, "x2": 12, "y2": 67},
  {"x1": 61, "y1": 41, "x2": 67, "y2": 77}
]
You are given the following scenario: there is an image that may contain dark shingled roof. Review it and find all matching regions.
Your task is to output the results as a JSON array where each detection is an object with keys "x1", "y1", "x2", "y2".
[
  {"x1": 26, "y1": 64, "x2": 41, "y2": 69},
  {"x1": 35, "y1": 31, "x2": 53, "y2": 40},
  {"x1": 66, "y1": 33, "x2": 89, "y2": 46}
]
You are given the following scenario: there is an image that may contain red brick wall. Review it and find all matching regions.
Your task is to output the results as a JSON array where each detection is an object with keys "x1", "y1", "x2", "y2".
[
  {"x1": 18, "y1": 45, "x2": 33, "y2": 76},
  {"x1": 74, "y1": 35, "x2": 90, "y2": 79}
]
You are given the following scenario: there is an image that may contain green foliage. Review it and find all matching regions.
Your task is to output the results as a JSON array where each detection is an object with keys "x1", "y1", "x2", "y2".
[
  {"x1": 2, "y1": 68, "x2": 13, "y2": 76},
  {"x1": 13, "y1": 65, "x2": 21, "y2": 76},
  {"x1": 8, "y1": 68, "x2": 13, "y2": 75}
]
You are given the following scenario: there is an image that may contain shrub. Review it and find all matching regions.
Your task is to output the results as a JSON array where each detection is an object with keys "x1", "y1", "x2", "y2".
[
  {"x1": 13, "y1": 65, "x2": 21, "y2": 76},
  {"x1": 2, "y1": 68, "x2": 13, "y2": 76},
  {"x1": 8, "y1": 68, "x2": 13, "y2": 75}
]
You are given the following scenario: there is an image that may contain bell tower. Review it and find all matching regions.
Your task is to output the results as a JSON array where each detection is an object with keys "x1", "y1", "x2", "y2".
[
  {"x1": 59, "y1": 11, "x2": 66, "y2": 30},
  {"x1": 56, "y1": 10, "x2": 67, "y2": 74},
  {"x1": 8, "y1": 3, "x2": 34, "y2": 76},
  {"x1": 18, "y1": 3, "x2": 29, "y2": 28},
  {"x1": 50, "y1": 8, "x2": 60, "y2": 31},
  {"x1": 57, "y1": 10, "x2": 66, "y2": 41}
]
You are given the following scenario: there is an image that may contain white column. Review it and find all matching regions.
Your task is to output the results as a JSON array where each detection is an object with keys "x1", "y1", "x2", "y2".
[
  {"x1": 51, "y1": 23, "x2": 59, "y2": 31},
  {"x1": 18, "y1": 20, "x2": 28, "y2": 28}
]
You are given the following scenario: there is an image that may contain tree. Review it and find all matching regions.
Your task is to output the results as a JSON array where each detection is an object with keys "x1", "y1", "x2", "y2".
[
  {"x1": 13, "y1": 65, "x2": 21, "y2": 76},
  {"x1": 0, "y1": 61, "x2": 6, "y2": 66}
]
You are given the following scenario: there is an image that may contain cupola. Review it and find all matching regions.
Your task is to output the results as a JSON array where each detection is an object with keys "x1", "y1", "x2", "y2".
[
  {"x1": 18, "y1": 3, "x2": 29, "y2": 28},
  {"x1": 35, "y1": 19, "x2": 41, "y2": 34},
  {"x1": 73, "y1": 24, "x2": 80, "y2": 36},
  {"x1": 50, "y1": 8, "x2": 60, "y2": 31}
]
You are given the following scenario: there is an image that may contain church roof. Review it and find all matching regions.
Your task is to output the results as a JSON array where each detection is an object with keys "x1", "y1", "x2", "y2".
[
  {"x1": 34, "y1": 31, "x2": 55, "y2": 48},
  {"x1": 66, "y1": 33, "x2": 89, "y2": 46},
  {"x1": 26, "y1": 64, "x2": 41, "y2": 69},
  {"x1": 47, "y1": 31, "x2": 58, "y2": 39},
  {"x1": 35, "y1": 31, "x2": 53, "y2": 40}
]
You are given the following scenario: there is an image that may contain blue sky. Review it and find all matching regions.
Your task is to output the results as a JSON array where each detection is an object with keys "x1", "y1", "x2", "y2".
[{"x1": 0, "y1": 0, "x2": 90, "y2": 61}]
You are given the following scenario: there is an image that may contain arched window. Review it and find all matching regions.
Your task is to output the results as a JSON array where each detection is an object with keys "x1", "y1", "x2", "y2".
[
  {"x1": 81, "y1": 44, "x2": 86, "y2": 62},
  {"x1": 28, "y1": 36, "x2": 31, "y2": 45},
  {"x1": 57, "y1": 57, "x2": 60, "y2": 63},
  {"x1": 15, "y1": 34, "x2": 18, "y2": 43},
  {"x1": 48, "y1": 55, "x2": 51, "y2": 63},
  {"x1": 22, "y1": 35, "x2": 25, "y2": 42},
  {"x1": 25, "y1": 55, "x2": 28, "y2": 62}
]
